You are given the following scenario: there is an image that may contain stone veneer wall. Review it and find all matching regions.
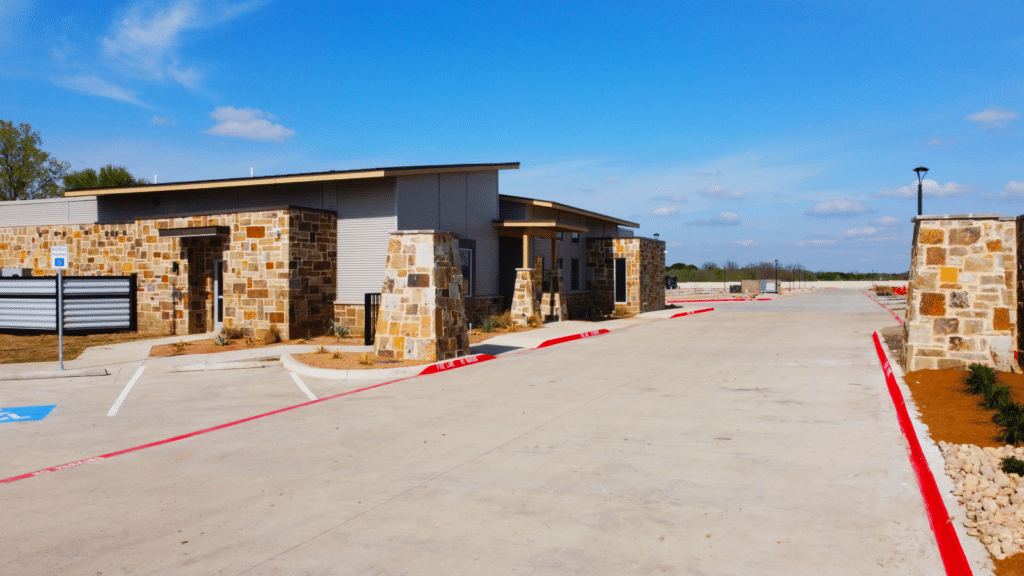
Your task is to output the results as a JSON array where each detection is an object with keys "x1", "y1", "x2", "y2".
[
  {"x1": 587, "y1": 237, "x2": 667, "y2": 315},
  {"x1": 374, "y1": 231, "x2": 469, "y2": 361},
  {"x1": 510, "y1": 268, "x2": 537, "y2": 326},
  {"x1": 286, "y1": 209, "x2": 337, "y2": 339},
  {"x1": 903, "y1": 215, "x2": 1020, "y2": 372},
  {"x1": 0, "y1": 207, "x2": 336, "y2": 339}
]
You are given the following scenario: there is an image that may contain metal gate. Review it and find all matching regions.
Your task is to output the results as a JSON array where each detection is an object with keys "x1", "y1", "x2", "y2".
[
  {"x1": 364, "y1": 292, "x2": 380, "y2": 345},
  {"x1": 0, "y1": 275, "x2": 137, "y2": 334}
]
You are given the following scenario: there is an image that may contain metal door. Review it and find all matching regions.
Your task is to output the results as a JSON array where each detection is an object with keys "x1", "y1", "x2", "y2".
[
  {"x1": 213, "y1": 259, "x2": 224, "y2": 331},
  {"x1": 614, "y1": 258, "x2": 627, "y2": 303}
]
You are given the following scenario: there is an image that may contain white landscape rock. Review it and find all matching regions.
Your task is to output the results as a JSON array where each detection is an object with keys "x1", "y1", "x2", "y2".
[{"x1": 941, "y1": 441, "x2": 1024, "y2": 560}]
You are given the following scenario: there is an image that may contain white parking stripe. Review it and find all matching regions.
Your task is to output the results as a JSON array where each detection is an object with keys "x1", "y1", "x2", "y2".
[
  {"x1": 290, "y1": 372, "x2": 317, "y2": 400},
  {"x1": 107, "y1": 366, "x2": 146, "y2": 417}
]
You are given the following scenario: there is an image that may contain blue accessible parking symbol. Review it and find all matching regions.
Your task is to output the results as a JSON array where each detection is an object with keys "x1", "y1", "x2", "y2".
[{"x1": 0, "y1": 405, "x2": 56, "y2": 423}]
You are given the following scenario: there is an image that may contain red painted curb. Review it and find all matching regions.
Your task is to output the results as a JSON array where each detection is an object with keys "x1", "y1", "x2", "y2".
[
  {"x1": 666, "y1": 298, "x2": 770, "y2": 303},
  {"x1": 872, "y1": 331, "x2": 972, "y2": 576},
  {"x1": 535, "y1": 329, "x2": 610, "y2": 349},
  {"x1": 866, "y1": 293, "x2": 904, "y2": 325},
  {"x1": 418, "y1": 354, "x2": 496, "y2": 376},
  {"x1": 1, "y1": 354, "x2": 497, "y2": 485},
  {"x1": 670, "y1": 307, "x2": 714, "y2": 318}
]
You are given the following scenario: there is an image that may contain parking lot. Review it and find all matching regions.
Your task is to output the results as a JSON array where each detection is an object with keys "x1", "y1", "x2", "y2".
[{"x1": 0, "y1": 290, "x2": 978, "y2": 575}]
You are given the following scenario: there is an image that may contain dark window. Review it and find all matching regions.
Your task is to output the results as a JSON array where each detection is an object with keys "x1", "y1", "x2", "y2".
[
  {"x1": 557, "y1": 257, "x2": 563, "y2": 270},
  {"x1": 571, "y1": 232, "x2": 580, "y2": 243},
  {"x1": 615, "y1": 258, "x2": 627, "y2": 302},
  {"x1": 460, "y1": 247, "x2": 473, "y2": 296},
  {"x1": 557, "y1": 232, "x2": 564, "y2": 241},
  {"x1": 571, "y1": 258, "x2": 580, "y2": 291}
]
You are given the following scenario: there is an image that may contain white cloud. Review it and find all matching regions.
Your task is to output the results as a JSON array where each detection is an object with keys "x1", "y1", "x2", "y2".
[
  {"x1": 735, "y1": 239, "x2": 755, "y2": 247},
  {"x1": 606, "y1": 177, "x2": 620, "y2": 184},
  {"x1": 796, "y1": 238, "x2": 838, "y2": 247},
  {"x1": 697, "y1": 184, "x2": 745, "y2": 199},
  {"x1": 845, "y1": 227, "x2": 877, "y2": 236},
  {"x1": 687, "y1": 211, "x2": 741, "y2": 226},
  {"x1": 205, "y1": 106, "x2": 296, "y2": 143},
  {"x1": 650, "y1": 206, "x2": 678, "y2": 216},
  {"x1": 927, "y1": 137, "x2": 953, "y2": 147},
  {"x1": 102, "y1": 2, "x2": 201, "y2": 88},
  {"x1": 651, "y1": 194, "x2": 687, "y2": 203},
  {"x1": 807, "y1": 199, "x2": 871, "y2": 217},
  {"x1": 875, "y1": 179, "x2": 977, "y2": 198},
  {"x1": 58, "y1": 74, "x2": 145, "y2": 106},
  {"x1": 966, "y1": 105, "x2": 1019, "y2": 129},
  {"x1": 980, "y1": 180, "x2": 1024, "y2": 200},
  {"x1": 871, "y1": 216, "x2": 901, "y2": 226},
  {"x1": 690, "y1": 170, "x2": 723, "y2": 177}
]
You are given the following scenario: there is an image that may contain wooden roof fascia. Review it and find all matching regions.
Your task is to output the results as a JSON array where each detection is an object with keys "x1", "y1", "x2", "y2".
[
  {"x1": 499, "y1": 194, "x2": 638, "y2": 228},
  {"x1": 492, "y1": 220, "x2": 590, "y2": 233}
]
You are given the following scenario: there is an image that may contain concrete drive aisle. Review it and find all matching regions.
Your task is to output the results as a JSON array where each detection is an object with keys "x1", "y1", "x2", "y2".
[{"x1": 3, "y1": 290, "x2": 944, "y2": 575}]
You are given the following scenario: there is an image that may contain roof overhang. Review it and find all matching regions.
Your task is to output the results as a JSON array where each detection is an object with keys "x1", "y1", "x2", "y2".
[
  {"x1": 499, "y1": 194, "x2": 638, "y2": 228},
  {"x1": 65, "y1": 162, "x2": 520, "y2": 197},
  {"x1": 493, "y1": 220, "x2": 589, "y2": 240},
  {"x1": 157, "y1": 226, "x2": 231, "y2": 238}
]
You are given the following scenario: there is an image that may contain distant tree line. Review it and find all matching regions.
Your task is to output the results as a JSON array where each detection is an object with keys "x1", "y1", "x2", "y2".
[{"x1": 665, "y1": 261, "x2": 909, "y2": 282}]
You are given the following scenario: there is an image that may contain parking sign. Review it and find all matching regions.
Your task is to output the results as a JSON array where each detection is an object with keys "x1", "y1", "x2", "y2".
[{"x1": 50, "y1": 245, "x2": 68, "y2": 270}]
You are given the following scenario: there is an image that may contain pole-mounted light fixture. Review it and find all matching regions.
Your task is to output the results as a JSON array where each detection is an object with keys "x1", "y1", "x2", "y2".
[{"x1": 914, "y1": 166, "x2": 929, "y2": 216}]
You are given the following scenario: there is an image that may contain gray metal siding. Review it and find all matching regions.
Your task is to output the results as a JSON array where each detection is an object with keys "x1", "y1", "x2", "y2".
[
  {"x1": 439, "y1": 173, "x2": 468, "y2": 236},
  {"x1": 396, "y1": 174, "x2": 440, "y2": 230},
  {"x1": 466, "y1": 171, "x2": 499, "y2": 296},
  {"x1": 0, "y1": 197, "x2": 98, "y2": 226},
  {"x1": 335, "y1": 186, "x2": 397, "y2": 303}
]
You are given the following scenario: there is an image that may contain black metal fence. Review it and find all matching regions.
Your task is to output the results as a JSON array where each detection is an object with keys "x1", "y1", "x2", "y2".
[
  {"x1": 0, "y1": 274, "x2": 137, "y2": 334},
  {"x1": 364, "y1": 292, "x2": 380, "y2": 345}
]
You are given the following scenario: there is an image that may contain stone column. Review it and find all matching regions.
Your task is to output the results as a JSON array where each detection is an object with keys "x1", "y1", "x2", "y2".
[
  {"x1": 541, "y1": 268, "x2": 566, "y2": 321},
  {"x1": 511, "y1": 267, "x2": 537, "y2": 326},
  {"x1": 374, "y1": 231, "x2": 469, "y2": 362}
]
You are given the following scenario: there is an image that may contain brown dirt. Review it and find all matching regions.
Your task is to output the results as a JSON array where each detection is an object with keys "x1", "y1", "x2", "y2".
[
  {"x1": 0, "y1": 332, "x2": 167, "y2": 364},
  {"x1": 291, "y1": 351, "x2": 433, "y2": 370},
  {"x1": 467, "y1": 325, "x2": 537, "y2": 344},
  {"x1": 149, "y1": 335, "x2": 364, "y2": 357},
  {"x1": 905, "y1": 368, "x2": 1024, "y2": 574}
]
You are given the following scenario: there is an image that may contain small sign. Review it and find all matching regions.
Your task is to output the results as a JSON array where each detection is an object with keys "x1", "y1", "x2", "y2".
[
  {"x1": 0, "y1": 405, "x2": 56, "y2": 423},
  {"x1": 50, "y1": 246, "x2": 69, "y2": 270}
]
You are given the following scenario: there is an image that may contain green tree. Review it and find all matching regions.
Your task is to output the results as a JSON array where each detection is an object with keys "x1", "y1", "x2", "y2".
[
  {"x1": 0, "y1": 120, "x2": 70, "y2": 201},
  {"x1": 64, "y1": 164, "x2": 148, "y2": 190}
]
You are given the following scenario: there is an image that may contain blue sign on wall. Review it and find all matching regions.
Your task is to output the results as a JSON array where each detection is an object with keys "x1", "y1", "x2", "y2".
[{"x1": 0, "y1": 405, "x2": 56, "y2": 423}]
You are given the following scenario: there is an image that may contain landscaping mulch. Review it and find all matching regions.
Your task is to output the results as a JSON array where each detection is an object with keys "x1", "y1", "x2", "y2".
[
  {"x1": 149, "y1": 335, "x2": 365, "y2": 357},
  {"x1": 0, "y1": 332, "x2": 166, "y2": 364},
  {"x1": 905, "y1": 368, "x2": 1024, "y2": 575}
]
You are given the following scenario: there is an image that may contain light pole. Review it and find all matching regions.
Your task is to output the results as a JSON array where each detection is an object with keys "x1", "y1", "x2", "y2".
[
  {"x1": 914, "y1": 166, "x2": 929, "y2": 216},
  {"x1": 774, "y1": 259, "x2": 778, "y2": 293}
]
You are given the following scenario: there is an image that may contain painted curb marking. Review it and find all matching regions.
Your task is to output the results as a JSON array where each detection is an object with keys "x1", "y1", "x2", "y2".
[
  {"x1": 670, "y1": 307, "x2": 714, "y2": 319},
  {"x1": 872, "y1": 331, "x2": 972, "y2": 575},
  {"x1": 535, "y1": 329, "x2": 610, "y2": 349},
  {"x1": 867, "y1": 293, "x2": 905, "y2": 325},
  {"x1": 666, "y1": 298, "x2": 770, "y2": 303},
  {"x1": 418, "y1": 354, "x2": 496, "y2": 376},
  {"x1": 289, "y1": 372, "x2": 317, "y2": 400}
]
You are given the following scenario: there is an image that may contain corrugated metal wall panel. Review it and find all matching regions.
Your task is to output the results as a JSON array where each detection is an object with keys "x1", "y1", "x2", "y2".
[
  {"x1": 467, "y1": 171, "x2": 499, "y2": 296},
  {"x1": 335, "y1": 185, "x2": 397, "y2": 303},
  {"x1": 439, "y1": 173, "x2": 468, "y2": 236},
  {"x1": 0, "y1": 197, "x2": 98, "y2": 226},
  {"x1": 395, "y1": 174, "x2": 439, "y2": 230},
  {"x1": 0, "y1": 298, "x2": 57, "y2": 330}
]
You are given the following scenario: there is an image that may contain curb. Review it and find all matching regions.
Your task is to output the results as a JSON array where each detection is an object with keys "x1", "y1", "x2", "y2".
[
  {"x1": 666, "y1": 298, "x2": 770, "y2": 303},
  {"x1": 866, "y1": 293, "x2": 905, "y2": 325},
  {"x1": 536, "y1": 329, "x2": 610, "y2": 349},
  {"x1": 166, "y1": 361, "x2": 279, "y2": 373},
  {"x1": 670, "y1": 307, "x2": 714, "y2": 319},
  {"x1": 872, "y1": 331, "x2": 972, "y2": 575},
  {"x1": 0, "y1": 367, "x2": 109, "y2": 381},
  {"x1": 280, "y1": 352, "x2": 497, "y2": 380}
]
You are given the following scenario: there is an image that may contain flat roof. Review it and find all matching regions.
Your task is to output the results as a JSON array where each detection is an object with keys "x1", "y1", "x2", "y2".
[
  {"x1": 499, "y1": 194, "x2": 638, "y2": 228},
  {"x1": 64, "y1": 162, "x2": 520, "y2": 197}
]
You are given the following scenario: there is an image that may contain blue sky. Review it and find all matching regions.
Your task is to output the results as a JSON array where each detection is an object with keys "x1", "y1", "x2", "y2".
[{"x1": 3, "y1": 1, "x2": 1023, "y2": 272}]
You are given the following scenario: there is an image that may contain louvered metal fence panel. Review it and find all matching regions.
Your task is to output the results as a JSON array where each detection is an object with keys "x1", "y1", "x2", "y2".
[{"x1": 0, "y1": 275, "x2": 137, "y2": 333}]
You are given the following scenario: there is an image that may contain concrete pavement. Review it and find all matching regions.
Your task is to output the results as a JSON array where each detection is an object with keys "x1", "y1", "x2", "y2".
[{"x1": 0, "y1": 290, "x2": 986, "y2": 575}]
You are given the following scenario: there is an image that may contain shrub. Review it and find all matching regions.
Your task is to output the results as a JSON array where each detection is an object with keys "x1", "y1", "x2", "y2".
[
  {"x1": 331, "y1": 350, "x2": 342, "y2": 360},
  {"x1": 221, "y1": 325, "x2": 244, "y2": 340},
  {"x1": 965, "y1": 363, "x2": 998, "y2": 395},
  {"x1": 480, "y1": 316, "x2": 498, "y2": 332},
  {"x1": 995, "y1": 403, "x2": 1024, "y2": 445},
  {"x1": 328, "y1": 318, "x2": 350, "y2": 340},
  {"x1": 171, "y1": 339, "x2": 187, "y2": 354},
  {"x1": 211, "y1": 333, "x2": 230, "y2": 346},
  {"x1": 983, "y1": 384, "x2": 1013, "y2": 411},
  {"x1": 262, "y1": 325, "x2": 281, "y2": 345},
  {"x1": 495, "y1": 310, "x2": 513, "y2": 329},
  {"x1": 316, "y1": 345, "x2": 328, "y2": 354},
  {"x1": 1002, "y1": 456, "x2": 1024, "y2": 475},
  {"x1": 358, "y1": 352, "x2": 375, "y2": 365},
  {"x1": 528, "y1": 313, "x2": 543, "y2": 328}
]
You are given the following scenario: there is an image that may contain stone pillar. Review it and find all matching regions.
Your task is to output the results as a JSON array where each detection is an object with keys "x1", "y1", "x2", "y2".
[
  {"x1": 374, "y1": 231, "x2": 469, "y2": 362},
  {"x1": 902, "y1": 215, "x2": 1019, "y2": 372},
  {"x1": 541, "y1": 268, "x2": 567, "y2": 321},
  {"x1": 511, "y1": 267, "x2": 537, "y2": 326}
]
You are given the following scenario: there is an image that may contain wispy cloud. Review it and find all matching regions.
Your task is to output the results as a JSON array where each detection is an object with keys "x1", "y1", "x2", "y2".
[
  {"x1": 796, "y1": 237, "x2": 838, "y2": 247},
  {"x1": 875, "y1": 179, "x2": 977, "y2": 198},
  {"x1": 102, "y1": 2, "x2": 202, "y2": 88},
  {"x1": 871, "y1": 216, "x2": 901, "y2": 227},
  {"x1": 927, "y1": 137, "x2": 953, "y2": 147},
  {"x1": 966, "y1": 105, "x2": 1019, "y2": 129},
  {"x1": 205, "y1": 106, "x2": 296, "y2": 143},
  {"x1": 980, "y1": 180, "x2": 1024, "y2": 201},
  {"x1": 650, "y1": 194, "x2": 687, "y2": 203},
  {"x1": 806, "y1": 199, "x2": 871, "y2": 217},
  {"x1": 735, "y1": 239, "x2": 755, "y2": 247},
  {"x1": 606, "y1": 177, "x2": 620, "y2": 184},
  {"x1": 845, "y1": 227, "x2": 877, "y2": 236},
  {"x1": 697, "y1": 184, "x2": 745, "y2": 199},
  {"x1": 687, "y1": 211, "x2": 741, "y2": 226},
  {"x1": 650, "y1": 206, "x2": 678, "y2": 216},
  {"x1": 690, "y1": 170, "x2": 723, "y2": 178},
  {"x1": 57, "y1": 74, "x2": 145, "y2": 106}
]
